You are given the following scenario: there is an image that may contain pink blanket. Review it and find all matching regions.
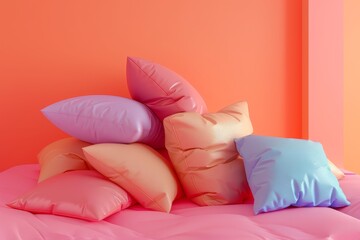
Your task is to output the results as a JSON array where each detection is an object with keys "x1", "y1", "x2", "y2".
[{"x1": 1, "y1": 164, "x2": 360, "y2": 240}]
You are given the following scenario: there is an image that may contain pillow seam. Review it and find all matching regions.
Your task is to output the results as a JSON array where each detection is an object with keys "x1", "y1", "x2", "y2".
[{"x1": 129, "y1": 58, "x2": 171, "y2": 97}]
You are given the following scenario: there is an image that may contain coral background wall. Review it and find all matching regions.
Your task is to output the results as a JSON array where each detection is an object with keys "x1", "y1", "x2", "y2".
[
  {"x1": 344, "y1": 0, "x2": 360, "y2": 173},
  {"x1": 0, "y1": 0, "x2": 305, "y2": 171}
]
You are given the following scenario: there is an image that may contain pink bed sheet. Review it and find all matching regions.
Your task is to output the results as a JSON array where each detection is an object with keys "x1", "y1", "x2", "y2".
[
  {"x1": 1, "y1": 164, "x2": 360, "y2": 240},
  {"x1": 339, "y1": 172, "x2": 360, "y2": 220}
]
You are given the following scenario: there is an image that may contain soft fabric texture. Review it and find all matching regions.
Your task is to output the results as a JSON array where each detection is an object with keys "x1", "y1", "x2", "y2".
[
  {"x1": 235, "y1": 135, "x2": 350, "y2": 214},
  {"x1": 339, "y1": 172, "x2": 360, "y2": 220},
  {"x1": 7, "y1": 170, "x2": 134, "y2": 221},
  {"x1": 164, "y1": 101, "x2": 253, "y2": 206},
  {"x1": 41, "y1": 95, "x2": 164, "y2": 148},
  {"x1": 126, "y1": 57, "x2": 207, "y2": 120},
  {"x1": 83, "y1": 143, "x2": 179, "y2": 212},
  {"x1": 328, "y1": 159, "x2": 345, "y2": 180},
  {"x1": 38, "y1": 138, "x2": 91, "y2": 182},
  {"x1": 2, "y1": 164, "x2": 360, "y2": 240}
]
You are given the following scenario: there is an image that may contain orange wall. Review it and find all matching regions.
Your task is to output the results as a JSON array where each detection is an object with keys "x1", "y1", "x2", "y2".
[
  {"x1": 344, "y1": 0, "x2": 360, "y2": 173},
  {"x1": 0, "y1": 0, "x2": 302, "y2": 171}
]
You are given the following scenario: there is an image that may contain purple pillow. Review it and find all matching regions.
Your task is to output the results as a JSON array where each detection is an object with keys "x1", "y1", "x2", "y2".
[{"x1": 42, "y1": 95, "x2": 164, "y2": 148}]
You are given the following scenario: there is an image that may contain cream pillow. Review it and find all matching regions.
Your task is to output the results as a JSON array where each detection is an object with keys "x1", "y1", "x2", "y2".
[{"x1": 164, "y1": 101, "x2": 253, "y2": 206}]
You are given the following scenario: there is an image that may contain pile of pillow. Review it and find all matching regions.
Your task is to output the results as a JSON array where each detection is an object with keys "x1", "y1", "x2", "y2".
[{"x1": 8, "y1": 57, "x2": 349, "y2": 221}]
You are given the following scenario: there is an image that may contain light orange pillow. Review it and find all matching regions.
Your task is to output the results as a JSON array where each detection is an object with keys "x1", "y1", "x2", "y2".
[
  {"x1": 82, "y1": 143, "x2": 179, "y2": 212},
  {"x1": 328, "y1": 159, "x2": 345, "y2": 180},
  {"x1": 38, "y1": 138, "x2": 91, "y2": 182},
  {"x1": 164, "y1": 101, "x2": 254, "y2": 206}
]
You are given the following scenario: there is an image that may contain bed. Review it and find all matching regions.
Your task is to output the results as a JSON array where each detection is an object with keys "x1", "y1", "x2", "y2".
[
  {"x1": 2, "y1": 57, "x2": 359, "y2": 239},
  {"x1": 0, "y1": 164, "x2": 360, "y2": 240}
]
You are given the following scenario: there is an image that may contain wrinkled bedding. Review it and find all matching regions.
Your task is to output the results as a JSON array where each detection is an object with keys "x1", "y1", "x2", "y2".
[{"x1": 1, "y1": 164, "x2": 360, "y2": 240}]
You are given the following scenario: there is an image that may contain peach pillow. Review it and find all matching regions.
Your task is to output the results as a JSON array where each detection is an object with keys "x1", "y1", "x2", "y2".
[
  {"x1": 328, "y1": 159, "x2": 345, "y2": 180},
  {"x1": 38, "y1": 138, "x2": 91, "y2": 182},
  {"x1": 126, "y1": 57, "x2": 208, "y2": 120},
  {"x1": 164, "y1": 101, "x2": 253, "y2": 206},
  {"x1": 82, "y1": 143, "x2": 179, "y2": 212},
  {"x1": 8, "y1": 170, "x2": 134, "y2": 221}
]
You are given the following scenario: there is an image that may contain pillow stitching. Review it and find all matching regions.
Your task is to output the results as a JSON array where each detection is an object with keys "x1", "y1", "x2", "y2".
[
  {"x1": 117, "y1": 173, "x2": 168, "y2": 212},
  {"x1": 129, "y1": 58, "x2": 173, "y2": 97}
]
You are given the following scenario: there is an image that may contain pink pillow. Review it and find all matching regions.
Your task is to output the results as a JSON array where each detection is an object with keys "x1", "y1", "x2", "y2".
[
  {"x1": 41, "y1": 95, "x2": 164, "y2": 148},
  {"x1": 164, "y1": 101, "x2": 254, "y2": 206},
  {"x1": 8, "y1": 170, "x2": 134, "y2": 221},
  {"x1": 126, "y1": 57, "x2": 208, "y2": 120},
  {"x1": 38, "y1": 138, "x2": 91, "y2": 182},
  {"x1": 83, "y1": 143, "x2": 180, "y2": 212}
]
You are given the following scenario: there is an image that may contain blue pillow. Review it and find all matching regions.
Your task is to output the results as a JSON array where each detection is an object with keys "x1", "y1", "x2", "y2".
[{"x1": 234, "y1": 135, "x2": 350, "y2": 214}]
